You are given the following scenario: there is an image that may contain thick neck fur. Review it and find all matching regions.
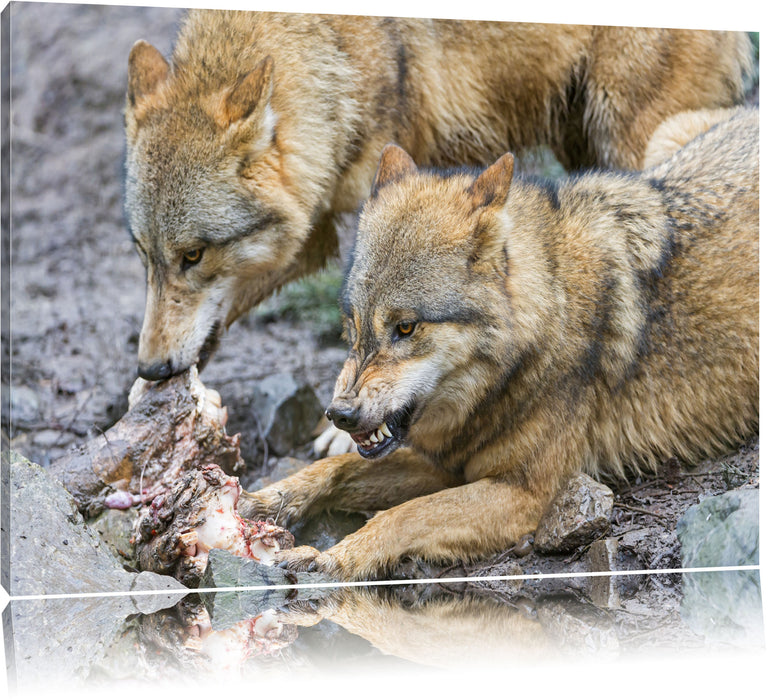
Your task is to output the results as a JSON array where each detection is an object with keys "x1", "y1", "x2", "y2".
[{"x1": 412, "y1": 172, "x2": 682, "y2": 479}]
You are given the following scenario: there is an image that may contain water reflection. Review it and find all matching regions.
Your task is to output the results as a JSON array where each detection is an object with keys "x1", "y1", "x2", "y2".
[{"x1": 3, "y1": 569, "x2": 763, "y2": 693}]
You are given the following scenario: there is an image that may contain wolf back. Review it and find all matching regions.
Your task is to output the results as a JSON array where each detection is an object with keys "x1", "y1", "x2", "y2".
[{"x1": 124, "y1": 11, "x2": 754, "y2": 379}]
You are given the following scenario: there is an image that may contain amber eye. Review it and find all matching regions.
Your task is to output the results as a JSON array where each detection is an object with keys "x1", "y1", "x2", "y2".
[
  {"x1": 396, "y1": 321, "x2": 416, "y2": 337},
  {"x1": 182, "y1": 248, "x2": 204, "y2": 267}
]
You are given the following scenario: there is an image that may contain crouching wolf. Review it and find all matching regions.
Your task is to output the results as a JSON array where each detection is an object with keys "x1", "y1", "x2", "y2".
[
  {"x1": 124, "y1": 9, "x2": 753, "y2": 381},
  {"x1": 239, "y1": 107, "x2": 759, "y2": 581}
]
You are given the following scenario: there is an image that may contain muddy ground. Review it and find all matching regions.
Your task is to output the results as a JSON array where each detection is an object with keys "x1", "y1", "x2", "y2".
[{"x1": 2, "y1": 3, "x2": 760, "y2": 591}]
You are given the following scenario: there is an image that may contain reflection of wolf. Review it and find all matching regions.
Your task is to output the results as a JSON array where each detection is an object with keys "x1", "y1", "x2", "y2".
[
  {"x1": 124, "y1": 9, "x2": 752, "y2": 380},
  {"x1": 239, "y1": 108, "x2": 759, "y2": 581}
]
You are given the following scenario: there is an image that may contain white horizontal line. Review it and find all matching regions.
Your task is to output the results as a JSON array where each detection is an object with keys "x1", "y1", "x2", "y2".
[{"x1": 5, "y1": 564, "x2": 760, "y2": 602}]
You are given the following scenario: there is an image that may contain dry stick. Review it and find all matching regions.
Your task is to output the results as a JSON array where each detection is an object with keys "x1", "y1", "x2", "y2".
[
  {"x1": 614, "y1": 501, "x2": 670, "y2": 523},
  {"x1": 55, "y1": 384, "x2": 97, "y2": 445},
  {"x1": 616, "y1": 477, "x2": 663, "y2": 497}
]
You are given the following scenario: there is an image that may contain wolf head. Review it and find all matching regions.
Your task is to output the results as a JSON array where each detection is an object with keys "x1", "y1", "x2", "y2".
[
  {"x1": 327, "y1": 145, "x2": 525, "y2": 459},
  {"x1": 124, "y1": 41, "x2": 314, "y2": 380}
]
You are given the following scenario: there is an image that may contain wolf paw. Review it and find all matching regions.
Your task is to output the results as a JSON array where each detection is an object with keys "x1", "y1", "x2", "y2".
[
  {"x1": 237, "y1": 487, "x2": 288, "y2": 523},
  {"x1": 276, "y1": 545, "x2": 336, "y2": 574},
  {"x1": 313, "y1": 423, "x2": 358, "y2": 457}
]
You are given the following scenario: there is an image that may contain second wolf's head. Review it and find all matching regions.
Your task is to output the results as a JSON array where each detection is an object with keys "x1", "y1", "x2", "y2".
[
  {"x1": 124, "y1": 41, "x2": 325, "y2": 380},
  {"x1": 327, "y1": 145, "x2": 553, "y2": 459}
]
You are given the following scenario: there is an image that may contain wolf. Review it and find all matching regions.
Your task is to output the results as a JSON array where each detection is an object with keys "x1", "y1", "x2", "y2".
[
  {"x1": 238, "y1": 107, "x2": 759, "y2": 581},
  {"x1": 124, "y1": 9, "x2": 753, "y2": 381}
]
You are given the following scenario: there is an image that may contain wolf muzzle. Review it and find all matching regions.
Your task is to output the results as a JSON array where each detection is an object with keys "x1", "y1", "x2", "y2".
[{"x1": 137, "y1": 359, "x2": 175, "y2": 381}]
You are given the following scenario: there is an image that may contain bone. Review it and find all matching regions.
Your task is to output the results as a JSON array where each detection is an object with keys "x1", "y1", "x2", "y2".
[
  {"x1": 48, "y1": 367, "x2": 244, "y2": 518},
  {"x1": 134, "y1": 463, "x2": 294, "y2": 587}
]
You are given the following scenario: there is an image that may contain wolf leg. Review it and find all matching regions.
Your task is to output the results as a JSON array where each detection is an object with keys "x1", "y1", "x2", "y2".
[
  {"x1": 277, "y1": 477, "x2": 551, "y2": 580},
  {"x1": 238, "y1": 449, "x2": 461, "y2": 526}
]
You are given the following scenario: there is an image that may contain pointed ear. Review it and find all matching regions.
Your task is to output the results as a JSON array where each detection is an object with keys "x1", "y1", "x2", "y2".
[
  {"x1": 220, "y1": 56, "x2": 274, "y2": 126},
  {"x1": 468, "y1": 153, "x2": 514, "y2": 210},
  {"x1": 370, "y1": 144, "x2": 419, "y2": 198},
  {"x1": 127, "y1": 40, "x2": 169, "y2": 106}
]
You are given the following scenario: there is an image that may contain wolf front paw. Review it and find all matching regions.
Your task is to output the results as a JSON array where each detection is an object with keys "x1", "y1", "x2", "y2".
[
  {"x1": 276, "y1": 545, "x2": 338, "y2": 575},
  {"x1": 237, "y1": 488, "x2": 287, "y2": 523}
]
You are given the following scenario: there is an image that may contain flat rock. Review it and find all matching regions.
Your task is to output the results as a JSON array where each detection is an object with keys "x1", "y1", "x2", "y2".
[
  {"x1": 201, "y1": 549, "x2": 331, "y2": 630},
  {"x1": 4, "y1": 450, "x2": 185, "y2": 600},
  {"x1": 251, "y1": 373, "x2": 323, "y2": 456},
  {"x1": 534, "y1": 473, "x2": 614, "y2": 554},
  {"x1": 3, "y1": 451, "x2": 187, "y2": 687}
]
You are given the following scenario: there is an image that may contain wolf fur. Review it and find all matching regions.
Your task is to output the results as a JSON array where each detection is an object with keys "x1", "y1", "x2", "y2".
[
  {"x1": 124, "y1": 10, "x2": 753, "y2": 379},
  {"x1": 239, "y1": 107, "x2": 759, "y2": 581}
]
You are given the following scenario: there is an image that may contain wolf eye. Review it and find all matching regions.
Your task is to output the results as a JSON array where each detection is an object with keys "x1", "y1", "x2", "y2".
[
  {"x1": 182, "y1": 248, "x2": 204, "y2": 269},
  {"x1": 395, "y1": 321, "x2": 417, "y2": 338}
]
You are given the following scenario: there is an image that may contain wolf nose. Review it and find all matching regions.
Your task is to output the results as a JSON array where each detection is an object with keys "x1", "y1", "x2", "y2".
[
  {"x1": 325, "y1": 402, "x2": 360, "y2": 432},
  {"x1": 137, "y1": 360, "x2": 174, "y2": 381}
]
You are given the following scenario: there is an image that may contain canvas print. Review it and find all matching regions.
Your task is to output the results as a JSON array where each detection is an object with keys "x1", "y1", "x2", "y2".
[{"x1": 0, "y1": 1, "x2": 763, "y2": 690}]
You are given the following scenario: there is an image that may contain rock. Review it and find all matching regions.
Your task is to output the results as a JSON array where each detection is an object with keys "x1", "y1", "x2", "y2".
[
  {"x1": 677, "y1": 488, "x2": 759, "y2": 568},
  {"x1": 680, "y1": 570, "x2": 763, "y2": 646},
  {"x1": 251, "y1": 373, "x2": 324, "y2": 455},
  {"x1": 676, "y1": 489, "x2": 762, "y2": 646},
  {"x1": 7, "y1": 384, "x2": 41, "y2": 426},
  {"x1": 87, "y1": 507, "x2": 139, "y2": 565},
  {"x1": 242, "y1": 456, "x2": 309, "y2": 492},
  {"x1": 586, "y1": 538, "x2": 620, "y2": 608},
  {"x1": 292, "y1": 509, "x2": 368, "y2": 552},
  {"x1": 534, "y1": 473, "x2": 614, "y2": 553},
  {"x1": 4, "y1": 451, "x2": 188, "y2": 687},
  {"x1": 5, "y1": 585, "x2": 187, "y2": 687},
  {"x1": 4, "y1": 450, "x2": 185, "y2": 599},
  {"x1": 200, "y1": 549, "x2": 331, "y2": 630}
]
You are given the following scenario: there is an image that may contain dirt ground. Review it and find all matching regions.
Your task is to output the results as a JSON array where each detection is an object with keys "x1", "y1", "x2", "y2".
[{"x1": 3, "y1": 3, "x2": 760, "y2": 584}]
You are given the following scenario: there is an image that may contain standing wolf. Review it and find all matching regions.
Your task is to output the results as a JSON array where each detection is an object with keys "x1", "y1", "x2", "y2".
[
  {"x1": 124, "y1": 10, "x2": 752, "y2": 380},
  {"x1": 238, "y1": 107, "x2": 759, "y2": 580}
]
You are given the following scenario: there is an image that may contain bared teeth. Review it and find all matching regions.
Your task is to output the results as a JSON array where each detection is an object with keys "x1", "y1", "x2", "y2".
[{"x1": 355, "y1": 422, "x2": 394, "y2": 449}]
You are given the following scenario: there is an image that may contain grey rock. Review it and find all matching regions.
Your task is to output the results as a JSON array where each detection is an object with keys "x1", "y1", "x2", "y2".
[
  {"x1": 677, "y1": 489, "x2": 762, "y2": 646},
  {"x1": 3, "y1": 452, "x2": 187, "y2": 688},
  {"x1": 251, "y1": 373, "x2": 324, "y2": 455},
  {"x1": 243, "y1": 456, "x2": 309, "y2": 492},
  {"x1": 292, "y1": 509, "x2": 368, "y2": 552},
  {"x1": 4, "y1": 590, "x2": 186, "y2": 687},
  {"x1": 87, "y1": 507, "x2": 138, "y2": 565},
  {"x1": 680, "y1": 569, "x2": 763, "y2": 647},
  {"x1": 534, "y1": 473, "x2": 614, "y2": 553},
  {"x1": 587, "y1": 538, "x2": 620, "y2": 608},
  {"x1": 200, "y1": 549, "x2": 331, "y2": 631},
  {"x1": 537, "y1": 599, "x2": 620, "y2": 657},
  {"x1": 677, "y1": 488, "x2": 759, "y2": 568},
  {"x1": 7, "y1": 385, "x2": 41, "y2": 426},
  {"x1": 4, "y1": 451, "x2": 185, "y2": 599}
]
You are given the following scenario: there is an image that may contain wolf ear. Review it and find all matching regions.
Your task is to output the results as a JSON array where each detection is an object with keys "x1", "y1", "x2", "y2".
[
  {"x1": 371, "y1": 144, "x2": 419, "y2": 198},
  {"x1": 220, "y1": 56, "x2": 275, "y2": 126},
  {"x1": 468, "y1": 153, "x2": 514, "y2": 210},
  {"x1": 127, "y1": 40, "x2": 169, "y2": 106}
]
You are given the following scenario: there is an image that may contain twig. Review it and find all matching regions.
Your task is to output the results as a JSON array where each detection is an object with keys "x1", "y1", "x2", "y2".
[{"x1": 614, "y1": 501, "x2": 669, "y2": 522}]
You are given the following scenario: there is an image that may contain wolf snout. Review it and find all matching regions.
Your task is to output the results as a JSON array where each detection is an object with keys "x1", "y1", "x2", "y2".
[
  {"x1": 325, "y1": 401, "x2": 360, "y2": 432},
  {"x1": 137, "y1": 359, "x2": 175, "y2": 381}
]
